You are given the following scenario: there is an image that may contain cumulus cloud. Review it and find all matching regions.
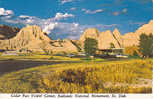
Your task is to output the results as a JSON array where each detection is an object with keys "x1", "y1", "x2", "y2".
[
  {"x1": 73, "y1": 23, "x2": 79, "y2": 27},
  {"x1": 112, "y1": 12, "x2": 120, "y2": 16},
  {"x1": 43, "y1": 22, "x2": 58, "y2": 33},
  {"x1": 15, "y1": 13, "x2": 74, "y2": 34},
  {"x1": 42, "y1": 22, "x2": 79, "y2": 36},
  {"x1": 112, "y1": 8, "x2": 128, "y2": 16},
  {"x1": 19, "y1": 15, "x2": 32, "y2": 19},
  {"x1": 54, "y1": 13, "x2": 74, "y2": 20},
  {"x1": 13, "y1": 14, "x2": 118, "y2": 39},
  {"x1": 0, "y1": 8, "x2": 14, "y2": 16},
  {"x1": 0, "y1": 9, "x2": 118, "y2": 40},
  {"x1": 48, "y1": 23, "x2": 118, "y2": 39},
  {"x1": 82, "y1": 9, "x2": 104, "y2": 14},
  {"x1": 122, "y1": 8, "x2": 128, "y2": 13},
  {"x1": 18, "y1": 15, "x2": 41, "y2": 24},
  {"x1": 16, "y1": 12, "x2": 74, "y2": 25},
  {"x1": 70, "y1": 7, "x2": 76, "y2": 11},
  {"x1": 2, "y1": 14, "x2": 118, "y2": 39},
  {"x1": 59, "y1": 0, "x2": 73, "y2": 4}
]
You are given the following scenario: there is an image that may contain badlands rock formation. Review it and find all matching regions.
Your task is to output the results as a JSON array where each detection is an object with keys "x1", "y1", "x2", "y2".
[
  {"x1": 121, "y1": 32, "x2": 139, "y2": 47},
  {"x1": 80, "y1": 28, "x2": 99, "y2": 48},
  {"x1": 0, "y1": 25, "x2": 20, "y2": 40},
  {"x1": 0, "y1": 25, "x2": 78, "y2": 53},
  {"x1": 0, "y1": 20, "x2": 153, "y2": 53},
  {"x1": 135, "y1": 20, "x2": 153, "y2": 35},
  {"x1": 80, "y1": 20, "x2": 153, "y2": 49},
  {"x1": 80, "y1": 28, "x2": 122, "y2": 49},
  {"x1": 80, "y1": 28, "x2": 99, "y2": 42},
  {"x1": 122, "y1": 20, "x2": 153, "y2": 47},
  {"x1": 98, "y1": 30, "x2": 120, "y2": 49},
  {"x1": 112, "y1": 28, "x2": 122, "y2": 47},
  {"x1": 0, "y1": 25, "x2": 52, "y2": 52},
  {"x1": 49, "y1": 39, "x2": 79, "y2": 53}
]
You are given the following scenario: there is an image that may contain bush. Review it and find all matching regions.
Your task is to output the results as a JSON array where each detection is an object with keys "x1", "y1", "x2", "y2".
[
  {"x1": 49, "y1": 56, "x2": 54, "y2": 60},
  {"x1": 124, "y1": 46, "x2": 141, "y2": 56},
  {"x1": 0, "y1": 59, "x2": 152, "y2": 93}
]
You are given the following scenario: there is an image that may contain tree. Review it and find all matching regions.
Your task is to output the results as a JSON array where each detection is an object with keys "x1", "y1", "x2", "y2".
[
  {"x1": 139, "y1": 33, "x2": 153, "y2": 58},
  {"x1": 110, "y1": 43, "x2": 115, "y2": 49},
  {"x1": 124, "y1": 46, "x2": 142, "y2": 56},
  {"x1": 84, "y1": 38, "x2": 98, "y2": 56},
  {"x1": 133, "y1": 51, "x2": 139, "y2": 56}
]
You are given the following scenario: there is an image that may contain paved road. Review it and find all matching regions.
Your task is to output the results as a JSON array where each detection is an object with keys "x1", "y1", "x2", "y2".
[
  {"x1": 0, "y1": 58, "x2": 129, "y2": 76},
  {"x1": 0, "y1": 60, "x2": 78, "y2": 75}
]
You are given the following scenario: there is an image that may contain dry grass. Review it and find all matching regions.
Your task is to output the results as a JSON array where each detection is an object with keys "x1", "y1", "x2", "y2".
[
  {"x1": 0, "y1": 59, "x2": 152, "y2": 93},
  {"x1": 0, "y1": 54, "x2": 81, "y2": 61}
]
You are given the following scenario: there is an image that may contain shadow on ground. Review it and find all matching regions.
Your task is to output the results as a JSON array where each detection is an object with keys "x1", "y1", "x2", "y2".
[{"x1": 0, "y1": 60, "x2": 79, "y2": 75}]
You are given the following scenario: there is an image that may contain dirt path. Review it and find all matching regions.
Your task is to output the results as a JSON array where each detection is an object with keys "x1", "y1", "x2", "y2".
[{"x1": 0, "y1": 60, "x2": 79, "y2": 75}]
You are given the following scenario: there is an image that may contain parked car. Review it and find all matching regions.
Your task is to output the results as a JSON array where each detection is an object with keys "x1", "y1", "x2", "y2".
[
  {"x1": 67, "y1": 54, "x2": 75, "y2": 58},
  {"x1": 115, "y1": 54, "x2": 128, "y2": 58},
  {"x1": 78, "y1": 53, "x2": 86, "y2": 56}
]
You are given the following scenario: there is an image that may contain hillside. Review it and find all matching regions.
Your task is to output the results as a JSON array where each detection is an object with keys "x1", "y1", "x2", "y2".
[
  {"x1": 0, "y1": 20, "x2": 153, "y2": 53},
  {"x1": 80, "y1": 20, "x2": 153, "y2": 49},
  {"x1": 0, "y1": 25, "x2": 20, "y2": 40},
  {"x1": 0, "y1": 25, "x2": 78, "y2": 53}
]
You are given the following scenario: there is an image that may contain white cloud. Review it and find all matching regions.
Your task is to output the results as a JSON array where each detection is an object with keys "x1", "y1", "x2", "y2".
[
  {"x1": 113, "y1": 12, "x2": 119, "y2": 16},
  {"x1": 82, "y1": 9, "x2": 104, "y2": 14},
  {"x1": 0, "y1": 8, "x2": 14, "y2": 16},
  {"x1": 43, "y1": 22, "x2": 58, "y2": 33},
  {"x1": 112, "y1": 8, "x2": 128, "y2": 16},
  {"x1": 0, "y1": 9, "x2": 118, "y2": 39},
  {"x1": 49, "y1": 22, "x2": 83, "y2": 39},
  {"x1": 19, "y1": 15, "x2": 32, "y2": 19},
  {"x1": 43, "y1": 22, "x2": 79, "y2": 34},
  {"x1": 47, "y1": 22, "x2": 118, "y2": 39},
  {"x1": 16, "y1": 13, "x2": 75, "y2": 34},
  {"x1": 26, "y1": 19, "x2": 34, "y2": 23},
  {"x1": 0, "y1": 8, "x2": 5, "y2": 15},
  {"x1": 5, "y1": 10, "x2": 14, "y2": 15},
  {"x1": 54, "y1": 13, "x2": 74, "y2": 20},
  {"x1": 18, "y1": 15, "x2": 40, "y2": 24},
  {"x1": 73, "y1": 23, "x2": 79, "y2": 27},
  {"x1": 70, "y1": 7, "x2": 76, "y2": 11},
  {"x1": 2, "y1": 14, "x2": 118, "y2": 39},
  {"x1": 122, "y1": 8, "x2": 128, "y2": 13},
  {"x1": 60, "y1": 0, "x2": 73, "y2": 4},
  {"x1": 17, "y1": 12, "x2": 74, "y2": 25}
]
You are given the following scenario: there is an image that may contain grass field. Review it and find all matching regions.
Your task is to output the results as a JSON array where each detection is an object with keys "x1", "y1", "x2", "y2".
[
  {"x1": 0, "y1": 58, "x2": 152, "y2": 93},
  {"x1": 0, "y1": 54, "x2": 105, "y2": 62}
]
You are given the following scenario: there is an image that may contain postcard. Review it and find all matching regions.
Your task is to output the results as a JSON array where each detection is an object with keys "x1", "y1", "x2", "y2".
[{"x1": 0, "y1": 0, "x2": 152, "y2": 99}]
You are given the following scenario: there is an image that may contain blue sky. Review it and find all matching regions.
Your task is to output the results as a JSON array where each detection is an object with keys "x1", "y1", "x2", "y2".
[{"x1": 0, "y1": 0, "x2": 153, "y2": 39}]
